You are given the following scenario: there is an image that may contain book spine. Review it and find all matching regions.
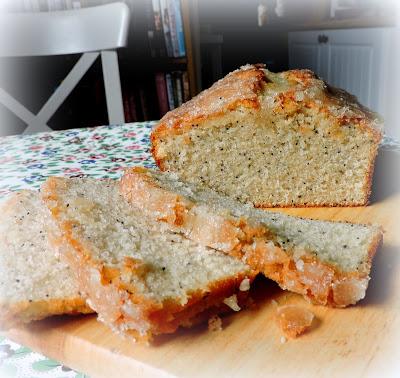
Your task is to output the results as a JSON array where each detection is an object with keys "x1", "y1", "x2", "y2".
[
  {"x1": 147, "y1": 30, "x2": 157, "y2": 58},
  {"x1": 145, "y1": 0, "x2": 157, "y2": 58},
  {"x1": 171, "y1": 72, "x2": 179, "y2": 108},
  {"x1": 129, "y1": 92, "x2": 138, "y2": 122},
  {"x1": 182, "y1": 71, "x2": 190, "y2": 102},
  {"x1": 139, "y1": 88, "x2": 150, "y2": 121},
  {"x1": 167, "y1": 0, "x2": 179, "y2": 57},
  {"x1": 123, "y1": 91, "x2": 132, "y2": 123},
  {"x1": 151, "y1": 0, "x2": 167, "y2": 57},
  {"x1": 155, "y1": 72, "x2": 169, "y2": 117},
  {"x1": 165, "y1": 73, "x2": 175, "y2": 110},
  {"x1": 152, "y1": 0, "x2": 162, "y2": 31},
  {"x1": 159, "y1": 0, "x2": 173, "y2": 57},
  {"x1": 173, "y1": 0, "x2": 186, "y2": 57},
  {"x1": 175, "y1": 72, "x2": 183, "y2": 106}
]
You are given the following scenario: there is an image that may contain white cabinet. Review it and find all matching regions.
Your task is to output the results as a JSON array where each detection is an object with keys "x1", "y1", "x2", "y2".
[{"x1": 289, "y1": 28, "x2": 398, "y2": 138}]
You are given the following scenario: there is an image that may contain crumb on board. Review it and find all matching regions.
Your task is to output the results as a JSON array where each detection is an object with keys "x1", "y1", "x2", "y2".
[
  {"x1": 223, "y1": 294, "x2": 241, "y2": 311},
  {"x1": 276, "y1": 304, "x2": 315, "y2": 339},
  {"x1": 239, "y1": 278, "x2": 251, "y2": 291},
  {"x1": 208, "y1": 315, "x2": 222, "y2": 332}
]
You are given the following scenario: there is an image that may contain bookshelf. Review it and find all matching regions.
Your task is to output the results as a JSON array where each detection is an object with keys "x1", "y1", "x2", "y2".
[
  {"x1": 3, "y1": 0, "x2": 202, "y2": 128},
  {"x1": 181, "y1": 0, "x2": 200, "y2": 98},
  {"x1": 117, "y1": 0, "x2": 201, "y2": 122}
]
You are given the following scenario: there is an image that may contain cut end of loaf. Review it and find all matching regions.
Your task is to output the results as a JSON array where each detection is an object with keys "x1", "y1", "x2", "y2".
[
  {"x1": 151, "y1": 65, "x2": 383, "y2": 207},
  {"x1": 0, "y1": 190, "x2": 91, "y2": 328},
  {"x1": 41, "y1": 176, "x2": 256, "y2": 340},
  {"x1": 120, "y1": 167, "x2": 383, "y2": 307}
]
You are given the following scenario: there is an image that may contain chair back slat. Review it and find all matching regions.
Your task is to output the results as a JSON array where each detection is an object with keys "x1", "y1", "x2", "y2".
[{"x1": 0, "y1": 3, "x2": 130, "y2": 57}]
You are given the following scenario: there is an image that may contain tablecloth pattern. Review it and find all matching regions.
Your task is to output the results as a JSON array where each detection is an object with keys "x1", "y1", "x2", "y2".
[{"x1": 0, "y1": 122, "x2": 157, "y2": 378}]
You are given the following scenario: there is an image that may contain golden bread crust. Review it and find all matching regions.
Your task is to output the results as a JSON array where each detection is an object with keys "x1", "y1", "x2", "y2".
[
  {"x1": 120, "y1": 167, "x2": 383, "y2": 307},
  {"x1": 153, "y1": 64, "x2": 266, "y2": 133},
  {"x1": 152, "y1": 64, "x2": 382, "y2": 144}
]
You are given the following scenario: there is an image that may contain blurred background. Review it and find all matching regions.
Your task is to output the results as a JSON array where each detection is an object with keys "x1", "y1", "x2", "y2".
[{"x1": 0, "y1": 0, "x2": 399, "y2": 137}]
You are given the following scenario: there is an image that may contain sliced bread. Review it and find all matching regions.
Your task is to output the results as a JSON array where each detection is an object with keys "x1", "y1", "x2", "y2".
[
  {"x1": 41, "y1": 177, "x2": 255, "y2": 340},
  {"x1": 0, "y1": 190, "x2": 92, "y2": 328},
  {"x1": 120, "y1": 167, "x2": 383, "y2": 307},
  {"x1": 151, "y1": 64, "x2": 383, "y2": 207}
]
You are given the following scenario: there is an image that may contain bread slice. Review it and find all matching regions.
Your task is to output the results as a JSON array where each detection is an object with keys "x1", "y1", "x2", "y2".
[
  {"x1": 41, "y1": 177, "x2": 255, "y2": 340},
  {"x1": 0, "y1": 190, "x2": 92, "y2": 328},
  {"x1": 151, "y1": 64, "x2": 383, "y2": 207},
  {"x1": 120, "y1": 167, "x2": 383, "y2": 307}
]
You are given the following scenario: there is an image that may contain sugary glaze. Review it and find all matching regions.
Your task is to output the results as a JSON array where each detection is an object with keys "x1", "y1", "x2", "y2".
[
  {"x1": 42, "y1": 177, "x2": 256, "y2": 341},
  {"x1": 151, "y1": 64, "x2": 382, "y2": 147},
  {"x1": 120, "y1": 167, "x2": 383, "y2": 307},
  {"x1": 154, "y1": 64, "x2": 266, "y2": 133}
]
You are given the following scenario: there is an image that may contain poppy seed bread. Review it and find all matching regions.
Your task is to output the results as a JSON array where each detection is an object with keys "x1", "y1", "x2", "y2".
[
  {"x1": 41, "y1": 177, "x2": 255, "y2": 341},
  {"x1": 120, "y1": 167, "x2": 382, "y2": 307},
  {"x1": 151, "y1": 64, "x2": 383, "y2": 207},
  {"x1": 0, "y1": 190, "x2": 92, "y2": 328}
]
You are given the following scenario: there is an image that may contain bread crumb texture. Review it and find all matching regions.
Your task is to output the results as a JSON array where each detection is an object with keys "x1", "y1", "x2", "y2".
[
  {"x1": 120, "y1": 168, "x2": 383, "y2": 307},
  {"x1": 0, "y1": 190, "x2": 90, "y2": 327},
  {"x1": 151, "y1": 64, "x2": 383, "y2": 207},
  {"x1": 41, "y1": 177, "x2": 254, "y2": 339}
]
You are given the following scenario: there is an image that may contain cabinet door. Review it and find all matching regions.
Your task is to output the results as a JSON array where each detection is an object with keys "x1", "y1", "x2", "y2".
[
  {"x1": 288, "y1": 30, "x2": 330, "y2": 81},
  {"x1": 289, "y1": 28, "x2": 391, "y2": 116},
  {"x1": 325, "y1": 28, "x2": 390, "y2": 115}
]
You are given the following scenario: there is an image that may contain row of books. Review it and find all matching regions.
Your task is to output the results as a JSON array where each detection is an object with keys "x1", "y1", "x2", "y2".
[
  {"x1": 123, "y1": 71, "x2": 190, "y2": 123},
  {"x1": 147, "y1": 0, "x2": 186, "y2": 58}
]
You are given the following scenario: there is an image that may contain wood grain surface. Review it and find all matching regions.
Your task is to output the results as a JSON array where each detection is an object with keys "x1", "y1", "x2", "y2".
[{"x1": 5, "y1": 150, "x2": 400, "y2": 378}]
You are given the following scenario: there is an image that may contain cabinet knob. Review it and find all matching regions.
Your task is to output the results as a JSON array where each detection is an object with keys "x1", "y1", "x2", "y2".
[{"x1": 318, "y1": 34, "x2": 329, "y2": 44}]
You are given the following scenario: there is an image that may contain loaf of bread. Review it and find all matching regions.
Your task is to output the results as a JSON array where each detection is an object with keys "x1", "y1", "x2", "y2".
[
  {"x1": 120, "y1": 167, "x2": 383, "y2": 307},
  {"x1": 0, "y1": 190, "x2": 92, "y2": 328},
  {"x1": 41, "y1": 177, "x2": 255, "y2": 340},
  {"x1": 151, "y1": 64, "x2": 383, "y2": 207}
]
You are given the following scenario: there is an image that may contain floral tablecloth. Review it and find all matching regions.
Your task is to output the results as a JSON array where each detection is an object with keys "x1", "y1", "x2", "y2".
[{"x1": 0, "y1": 122, "x2": 157, "y2": 378}]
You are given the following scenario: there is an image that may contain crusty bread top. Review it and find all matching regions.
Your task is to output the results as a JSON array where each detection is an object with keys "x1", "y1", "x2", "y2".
[
  {"x1": 151, "y1": 64, "x2": 383, "y2": 142},
  {"x1": 0, "y1": 190, "x2": 85, "y2": 305}
]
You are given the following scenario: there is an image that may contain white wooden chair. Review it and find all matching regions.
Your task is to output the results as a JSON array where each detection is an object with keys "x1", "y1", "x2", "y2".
[{"x1": 0, "y1": 3, "x2": 130, "y2": 135}]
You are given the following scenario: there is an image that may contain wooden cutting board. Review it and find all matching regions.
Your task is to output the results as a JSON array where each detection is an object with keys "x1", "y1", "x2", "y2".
[{"x1": 5, "y1": 151, "x2": 400, "y2": 378}]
